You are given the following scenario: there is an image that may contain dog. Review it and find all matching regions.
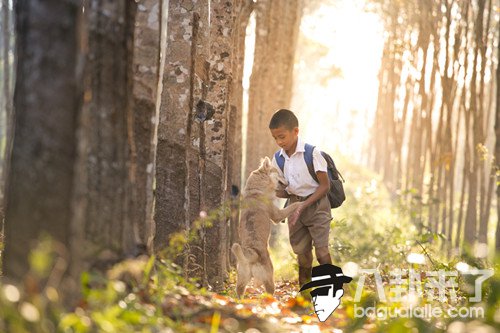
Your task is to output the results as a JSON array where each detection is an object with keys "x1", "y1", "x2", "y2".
[{"x1": 231, "y1": 156, "x2": 300, "y2": 298}]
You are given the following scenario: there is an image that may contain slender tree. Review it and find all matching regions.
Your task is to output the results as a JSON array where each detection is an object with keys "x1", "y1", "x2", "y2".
[
  {"x1": 495, "y1": 16, "x2": 500, "y2": 250},
  {"x1": 1, "y1": 0, "x2": 14, "y2": 233}
]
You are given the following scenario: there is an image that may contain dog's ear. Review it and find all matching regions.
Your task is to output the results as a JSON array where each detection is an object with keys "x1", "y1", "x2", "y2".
[{"x1": 259, "y1": 156, "x2": 271, "y2": 170}]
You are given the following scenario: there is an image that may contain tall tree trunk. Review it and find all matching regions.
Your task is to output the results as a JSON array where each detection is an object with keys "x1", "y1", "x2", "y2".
[
  {"x1": 227, "y1": 0, "x2": 253, "y2": 268},
  {"x1": 439, "y1": 0, "x2": 456, "y2": 247},
  {"x1": 448, "y1": 0, "x2": 465, "y2": 249},
  {"x1": 245, "y1": 0, "x2": 302, "y2": 177},
  {"x1": 464, "y1": 0, "x2": 486, "y2": 245},
  {"x1": 154, "y1": 1, "x2": 196, "y2": 251},
  {"x1": 149, "y1": 0, "x2": 169, "y2": 252},
  {"x1": 454, "y1": 0, "x2": 471, "y2": 249},
  {"x1": 372, "y1": 45, "x2": 389, "y2": 175},
  {"x1": 1, "y1": 0, "x2": 14, "y2": 236},
  {"x1": 477, "y1": 0, "x2": 493, "y2": 244},
  {"x1": 3, "y1": 0, "x2": 83, "y2": 284},
  {"x1": 128, "y1": 0, "x2": 163, "y2": 253},
  {"x1": 203, "y1": 0, "x2": 240, "y2": 290},
  {"x1": 383, "y1": 30, "x2": 401, "y2": 191},
  {"x1": 495, "y1": 16, "x2": 500, "y2": 251},
  {"x1": 72, "y1": 1, "x2": 139, "y2": 262}
]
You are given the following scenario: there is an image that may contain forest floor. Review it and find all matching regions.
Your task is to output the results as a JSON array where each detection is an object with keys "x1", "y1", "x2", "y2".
[{"x1": 134, "y1": 251, "x2": 499, "y2": 333}]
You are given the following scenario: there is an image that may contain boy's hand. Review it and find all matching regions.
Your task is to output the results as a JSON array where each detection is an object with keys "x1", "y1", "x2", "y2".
[{"x1": 288, "y1": 204, "x2": 304, "y2": 227}]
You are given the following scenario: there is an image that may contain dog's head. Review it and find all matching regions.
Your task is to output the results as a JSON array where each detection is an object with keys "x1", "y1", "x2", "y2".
[{"x1": 244, "y1": 156, "x2": 285, "y2": 195}]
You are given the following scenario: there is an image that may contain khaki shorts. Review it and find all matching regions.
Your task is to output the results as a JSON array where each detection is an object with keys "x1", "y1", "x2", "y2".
[{"x1": 288, "y1": 195, "x2": 332, "y2": 254}]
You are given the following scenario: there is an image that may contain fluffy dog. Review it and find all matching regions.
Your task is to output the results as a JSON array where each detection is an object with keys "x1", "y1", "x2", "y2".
[{"x1": 231, "y1": 157, "x2": 300, "y2": 298}]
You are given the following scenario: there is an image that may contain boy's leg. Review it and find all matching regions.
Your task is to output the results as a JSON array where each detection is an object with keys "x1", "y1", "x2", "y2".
[
  {"x1": 315, "y1": 246, "x2": 332, "y2": 265},
  {"x1": 305, "y1": 196, "x2": 333, "y2": 265},
  {"x1": 288, "y1": 198, "x2": 313, "y2": 286},
  {"x1": 297, "y1": 251, "x2": 313, "y2": 286}
]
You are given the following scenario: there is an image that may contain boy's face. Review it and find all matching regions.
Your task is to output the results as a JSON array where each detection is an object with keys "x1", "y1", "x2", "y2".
[{"x1": 270, "y1": 126, "x2": 299, "y2": 152}]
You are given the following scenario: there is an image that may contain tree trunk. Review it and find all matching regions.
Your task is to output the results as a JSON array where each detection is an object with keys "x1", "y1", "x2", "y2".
[
  {"x1": 245, "y1": 0, "x2": 302, "y2": 177},
  {"x1": 128, "y1": 0, "x2": 163, "y2": 253},
  {"x1": 228, "y1": 1, "x2": 253, "y2": 268},
  {"x1": 203, "y1": 0, "x2": 240, "y2": 290},
  {"x1": 154, "y1": 1, "x2": 197, "y2": 251},
  {"x1": 1, "y1": 0, "x2": 14, "y2": 238},
  {"x1": 72, "y1": 1, "x2": 139, "y2": 263},
  {"x1": 454, "y1": 0, "x2": 471, "y2": 249},
  {"x1": 477, "y1": 0, "x2": 493, "y2": 244},
  {"x1": 154, "y1": 0, "x2": 269, "y2": 288},
  {"x1": 3, "y1": 0, "x2": 83, "y2": 283},
  {"x1": 464, "y1": 0, "x2": 486, "y2": 245},
  {"x1": 495, "y1": 16, "x2": 500, "y2": 251}
]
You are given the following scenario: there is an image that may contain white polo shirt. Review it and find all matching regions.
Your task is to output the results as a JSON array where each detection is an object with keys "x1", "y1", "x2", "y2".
[{"x1": 271, "y1": 137, "x2": 328, "y2": 197}]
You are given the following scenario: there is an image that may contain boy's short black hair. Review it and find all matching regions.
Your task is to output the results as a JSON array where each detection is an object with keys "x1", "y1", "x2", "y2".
[{"x1": 269, "y1": 109, "x2": 299, "y2": 130}]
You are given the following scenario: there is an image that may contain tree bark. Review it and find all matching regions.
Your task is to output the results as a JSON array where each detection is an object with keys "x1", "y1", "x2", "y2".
[
  {"x1": 71, "y1": 1, "x2": 139, "y2": 263},
  {"x1": 1, "y1": 0, "x2": 14, "y2": 239},
  {"x1": 3, "y1": 0, "x2": 82, "y2": 283},
  {"x1": 128, "y1": 0, "x2": 162, "y2": 253},
  {"x1": 154, "y1": 0, "x2": 196, "y2": 251}
]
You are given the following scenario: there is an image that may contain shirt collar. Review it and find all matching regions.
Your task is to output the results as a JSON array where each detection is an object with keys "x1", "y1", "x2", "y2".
[{"x1": 279, "y1": 137, "x2": 305, "y2": 157}]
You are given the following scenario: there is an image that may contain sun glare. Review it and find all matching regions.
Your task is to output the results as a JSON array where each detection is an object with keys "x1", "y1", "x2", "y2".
[{"x1": 292, "y1": 0, "x2": 384, "y2": 162}]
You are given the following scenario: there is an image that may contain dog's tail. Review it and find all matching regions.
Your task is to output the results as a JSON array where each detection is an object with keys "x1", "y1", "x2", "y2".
[{"x1": 231, "y1": 243, "x2": 258, "y2": 264}]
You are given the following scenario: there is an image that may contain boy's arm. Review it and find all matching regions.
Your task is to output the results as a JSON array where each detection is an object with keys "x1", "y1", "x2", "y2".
[
  {"x1": 301, "y1": 171, "x2": 330, "y2": 208},
  {"x1": 288, "y1": 148, "x2": 329, "y2": 226},
  {"x1": 302, "y1": 147, "x2": 329, "y2": 208}
]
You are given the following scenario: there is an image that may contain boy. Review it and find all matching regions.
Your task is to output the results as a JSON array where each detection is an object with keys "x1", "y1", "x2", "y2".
[{"x1": 269, "y1": 109, "x2": 333, "y2": 286}]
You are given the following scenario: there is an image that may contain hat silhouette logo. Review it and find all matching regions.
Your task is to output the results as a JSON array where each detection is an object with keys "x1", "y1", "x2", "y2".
[{"x1": 299, "y1": 264, "x2": 353, "y2": 322}]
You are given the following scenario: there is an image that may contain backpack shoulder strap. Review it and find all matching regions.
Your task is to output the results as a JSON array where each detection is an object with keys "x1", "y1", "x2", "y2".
[
  {"x1": 323, "y1": 152, "x2": 345, "y2": 182},
  {"x1": 274, "y1": 150, "x2": 285, "y2": 172},
  {"x1": 304, "y1": 143, "x2": 318, "y2": 183}
]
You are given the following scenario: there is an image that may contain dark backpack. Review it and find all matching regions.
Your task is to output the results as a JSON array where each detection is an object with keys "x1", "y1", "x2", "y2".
[{"x1": 274, "y1": 143, "x2": 346, "y2": 208}]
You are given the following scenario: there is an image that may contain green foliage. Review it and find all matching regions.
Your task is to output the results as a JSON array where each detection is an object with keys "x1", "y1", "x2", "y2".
[{"x1": 0, "y1": 235, "x2": 214, "y2": 333}]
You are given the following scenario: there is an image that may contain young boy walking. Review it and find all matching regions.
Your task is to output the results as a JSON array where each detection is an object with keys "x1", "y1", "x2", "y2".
[{"x1": 269, "y1": 109, "x2": 333, "y2": 286}]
